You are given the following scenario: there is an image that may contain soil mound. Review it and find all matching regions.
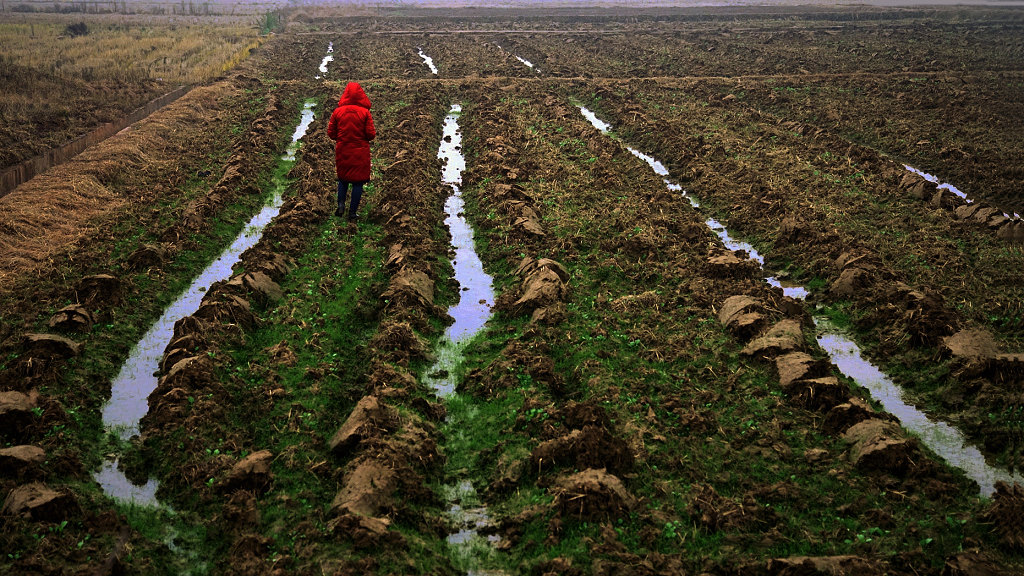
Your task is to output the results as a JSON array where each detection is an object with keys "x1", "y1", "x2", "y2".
[
  {"x1": 0, "y1": 390, "x2": 38, "y2": 437},
  {"x1": 2, "y1": 482, "x2": 78, "y2": 521},
  {"x1": 226, "y1": 271, "x2": 284, "y2": 306},
  {"x1": 531, "y1": 425, "x2": 634, "y2": 475},
  {"x1": 368, "y1": 321, "x2": 430, "y2": 366},
  {"x1": 22, "y1": 333, "x2": 82, "y2": 359},
  {"x1": 330, "y1": 458, "x2": 397, "y2": 518},
  {"x1": 512, "y1": 265, "x2": 569, "y2": 316},
  {"x1": 381, "y1": 267, "x2": 435, "y2": 311},
  {"x1": 76, "y1": 274, "x2": 122, "y2": 307},
  {"x1": 943, "y1": 329, "x2": 1000, "y2": 360},
  {"x1": 719, "y1": 295, "x2": 767, "y2": 339},
  {"x1": 943, "y1": 551, "x2": 1016, "y2": 576},
  {"x1": 775, "y1": 352, "x2": 830, "y2": 388},
  {"x1": 552, "y1": 468, "x2": 635, "y2": 521},
  {"x1": 766, "y1": 556, "x2": 882, "y2": 575},
  {"x1": 841, "y1": 419, "x2": 915, "y2": 475},
  {"x1": 609, "y1": 290, "x2": 661, "y2": 314},
  {"x1": 742, "y1": 319, "x2": 805, "y2": 358},
  {"x1": 706, "y1": 248, "x2": 759, "y2": 279},
  {"x1": 126, "y1": 243, "x2": 171, "y2": 271},
  {"x1": 688, "y1": 483, "x2": 769, "y2": 532},
  {"x1": 823, "y1": 398, "x2": 891, "y2": 436},
  {"x1": 47, "y1": 305, "x2": 95, "y2": 332},
  {"x1": 984, "y1": 481, "x2": 1024, "y2": 550},
  {"x1": 218, "y1": 450, "x2": 274, "y2": 494},
  {"x1": 784, "y1": 376, "x2": 849, "y2": 411},
  {"x1": 0, "y1": 445, "x2": 46, "y2": 479},
  {"x1": 329, "y1": 395, "x2": 401, "y2": 457}
]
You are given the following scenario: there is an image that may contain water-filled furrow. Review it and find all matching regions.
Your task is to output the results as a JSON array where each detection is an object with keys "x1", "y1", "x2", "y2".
[
  {"x1": 579, "y1": 105, "x2": 1019, "y2": 496},
  {"x1": 904, "y1": 164, "x2": 1022, "y2": 219},
  {"x1": 496, "y1": 44, "x2": 537, "y2": 71},
  {"x1": 95, "y1": 99, "x2": 317, "y2": 505},
  {"x1": 417, "y1": 47, "x2": 439, "y2": 75},
  {"x1": 315, "y1": 42, "x2": 334, "y2": 79},
  {"x1": 422, "y1": 104, "x2": 506, "y2": 574},
  {"x1": 815, "y1": 318, "x2": 1024, "y2": 496}
]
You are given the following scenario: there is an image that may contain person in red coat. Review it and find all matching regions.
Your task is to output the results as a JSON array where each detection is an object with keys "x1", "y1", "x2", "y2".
[{"x1": 327, "y1": 82, "x2": 376, "y2": 221}]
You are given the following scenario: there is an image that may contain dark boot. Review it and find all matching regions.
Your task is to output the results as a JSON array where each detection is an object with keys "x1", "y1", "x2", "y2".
[{"x1": 336, "y1": 181, "x2": 347, "y2": 217}]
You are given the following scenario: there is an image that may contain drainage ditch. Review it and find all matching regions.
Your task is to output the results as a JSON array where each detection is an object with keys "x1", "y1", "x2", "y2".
[
  {"x1": 422, "y1": 103, "x2": 508, "y2": 575},
  {"x1": 94, "y1": 99, "x2": 317, "y2": 506}
]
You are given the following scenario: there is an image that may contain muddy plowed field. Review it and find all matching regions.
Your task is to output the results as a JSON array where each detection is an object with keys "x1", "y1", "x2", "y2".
[{"x1": 2, "y1": 5, "x2": 1022, "y2": 576}]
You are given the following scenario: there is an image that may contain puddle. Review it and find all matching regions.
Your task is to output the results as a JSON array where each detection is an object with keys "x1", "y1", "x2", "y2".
[
  {"x1": 417, "y1": 47, "x2": 439, "y2": 75},
  {"x1": 94, "y1": 460, "x2": 159, "y2": 504},
  {"x1": 815, "y1": 318, "x2": 1024, "y2": 496},
  {"x1": 904, "y1": 164, "x2": 1021, "y2": 219},
  {"x1": 580, "y1": 104, "x2": 1020, "y2": 494},
  {"x1": 95, "y1": 99, "x2": 317, "y2": 505},
  {"x1": 422, "y1": 103, "x2": 505, "y2": 575},
  {"x1": 315, "y1": 42, "x2": 334, "y2": 79},
  {"x1": 444, "y1": 480, "x2": 501, "y2": 546}
]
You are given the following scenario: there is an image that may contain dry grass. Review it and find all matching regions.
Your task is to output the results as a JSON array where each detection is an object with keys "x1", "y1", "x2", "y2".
[
  {"x1": 0, "y1": 14, "x2": 261, "y2": 84},
  {"x1": 0, "y1": 82, "x2": 230, "y2": 288},
  {"x1": 0, "y1": 11, "x2": 264, "y2": 166}
]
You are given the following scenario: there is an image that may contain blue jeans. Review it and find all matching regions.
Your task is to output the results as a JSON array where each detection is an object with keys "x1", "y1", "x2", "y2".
[{"x1": 336, "y1": 180, "x2": 364, "y2": 218}]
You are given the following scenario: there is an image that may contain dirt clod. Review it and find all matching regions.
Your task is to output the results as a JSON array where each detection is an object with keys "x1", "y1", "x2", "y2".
[
  {"x1": 766, "y1": 555, "x2": 882, "y2": 575},
  {"x1": 943, "y1": 329, "x2": 1000, "y2": 360},
  {"x1": 0, "y1": 390, "x2": 38, "y2": 437},
  {"x1": 742, "y1": 319, "x2": 805, "y2": 357},
  {"x1": 719, "y1": 295, "x2": 767, "y2": 339},
  {"x1": 218, "y1": 450, "x2": 274, "y2": 494},
  {"x1": 330, "y1": 458, "x2": 397, "y2": 518},
  {"x1": 22, "y1": 333, "x2": 82, "y2": 359},
  {"x1": 0, "y1": 445, "x2": 46, "y2": 478},
  {"x1": 2, "y1": 482, "x2": 78, "y2": 521},
  {"x1": 775, "y1": 352, "x2": 829, "y2": 388},
  {"x1": 823, "y1": 398, "x2": 887, "y2": 436},
  {"x1": 784, "y1": 376, "x2": 849, "y2": 411},
  {"x1": 531, "y1": 425, "x2": 634, "y2": 475},
  {"x1": 329, "y1": 395, "x2": 400, "y2": 457},
  {"x1": 552, "y1": 468, "x2": 635, "y2": 521},
  {"x1": 984, "y1": 481, "x2": 1024, "y2": 550},
  {"x1": 841, "y1": 419, "x2": 915, "y2": 475},
  {"x1": 76, "y1": 274, "x2": 122, "y2": 307},
  {"x1": 513, "y1": 266, "x2": 568, "y2": 316},
  {"x1": 126, "y1": 243, "x2": 170, "y2": 270},
  {"x1": 47, "y1": 305, "x2": 95, "y2": 332}
]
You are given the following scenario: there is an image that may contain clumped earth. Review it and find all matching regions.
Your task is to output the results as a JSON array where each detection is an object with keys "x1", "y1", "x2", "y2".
[{"x1": 1, "y1": 4, "x2": 1022, "y2": 576}]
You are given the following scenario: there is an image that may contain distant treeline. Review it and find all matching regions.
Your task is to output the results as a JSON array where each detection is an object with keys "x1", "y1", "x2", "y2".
[{"x1": 3, "y1": 0, "x2": 289, "y2": 15}]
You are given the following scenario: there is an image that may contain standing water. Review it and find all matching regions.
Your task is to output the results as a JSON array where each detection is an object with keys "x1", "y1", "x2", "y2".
[
  {"x1": 579, "y1": 105, "x2": 1020, "y2": 495},
  {"x1": 904, "y1": 164, "x2": 1021, "y2": 219},
  {"x1": 95, "y1": 99, "x2": 317, "y2": 505},
  {"x1": 496, "y1": 44, "x2": 538, "y2": 72},
  {"x1": 421, "y1": 104, "x2": 506, "y2": 575},
  {"x1": 315, "y1": 42, "x2": 334, "y2": 80},
  {"x1": 417, "y1": 47, "x2": 439, "y2": 75},
  {"x1": 815, "y1": 318, "x2": 1024, "y2": 496}
]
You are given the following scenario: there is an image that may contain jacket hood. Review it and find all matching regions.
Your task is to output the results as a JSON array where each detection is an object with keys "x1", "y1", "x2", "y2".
[{"x1": 338, "y1": 82, "x2": 371, "y2": 109}]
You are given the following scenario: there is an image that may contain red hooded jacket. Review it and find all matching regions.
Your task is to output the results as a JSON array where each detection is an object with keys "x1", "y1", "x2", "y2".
[{"x1": 327, "y1": 82, "x2": 376, "y2": 183}]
